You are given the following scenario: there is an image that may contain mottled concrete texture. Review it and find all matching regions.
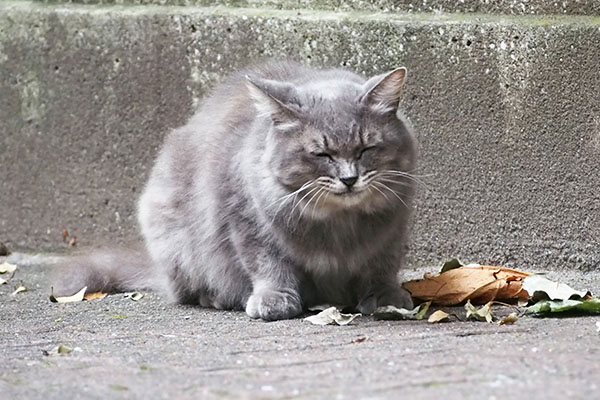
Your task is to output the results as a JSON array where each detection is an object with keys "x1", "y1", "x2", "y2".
[
  {"x1": 1, "y1": 256, "x2": 600, "y2": 399},
  {"x1": 35, "y1": 0, "x2": 600, "y2": 16},
  {"x1": 1, "y1": 1, "x2": 599, "y2": 271}
]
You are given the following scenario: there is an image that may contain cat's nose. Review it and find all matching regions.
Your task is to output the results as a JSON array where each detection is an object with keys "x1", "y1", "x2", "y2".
[{"x1": 340, "y1": 176, "x2": 358, "y2": 188}]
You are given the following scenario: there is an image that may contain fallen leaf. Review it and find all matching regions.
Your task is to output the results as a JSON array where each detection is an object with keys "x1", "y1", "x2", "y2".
[
  {"x1": 465, "y1": 300, "x2": 494, "y2": 323},
  {"x1": 518, "y1": 299, "x2": 529, "y2": 307},
  {"x1": 373, "y1": 301, "x2": 431, "y2": 321},
  {"x1": 84, "y1": 291, "x2": 107, "y2": 300},
  {"x1": 0, "y1": 277, "x2": 7, "y2": 285},
  {"x1": 50, "y1": 286, "x2": 87, "y2": 303},
  {"x1": 498, "y1": 313, "x2": 519, "y2": 325},
  {"x1": 351, "y1": 336, "x2": 368, "y2": 343},
  {"x1": 0, "y1": 262, "x2": 17, "y2": 274},
  {"x1": 440, "y1": 258, "x2": 464, "y2": 273},
  {"x1": 69, "y1": 237, "x2": 77, "y2": 247},
  {"x1": 124, "y1": 291, "x2": 144, "y2": 301},
  {"x1": 404, "y1": 265, "x2": 531, "y2": 305},
  {"x1": 44, "y1": 344, "x2": 73, "y2": 356},
  {"x1": 62, "y1": 229, "x2": 69, "y2": 242},
  {"x1": 527, "y1": 298, "x2": 600, "y2": 315},
  {"x1": 428, "y1": 310, "x2": 451, "y2": 323},
  {"x1": 522, "y1": 275, "x2": 591, "y2": 301},
  {"x1": 308, "y1": 304, "x2": 337, "y2": 312},
  {"x1": 11, "y1": 286, "x2": 27, "y2": 295},
  {"x1": 111, "y1": 314, "x2": 128, "y2": 319},
  {"x1": 303, "y1": 306, "x2": 359, "y2": 326}
]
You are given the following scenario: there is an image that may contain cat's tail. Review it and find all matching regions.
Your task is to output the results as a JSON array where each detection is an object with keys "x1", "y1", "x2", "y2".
[{"x1": 51, "y1": 247, "x2": 161, "y2": 297}]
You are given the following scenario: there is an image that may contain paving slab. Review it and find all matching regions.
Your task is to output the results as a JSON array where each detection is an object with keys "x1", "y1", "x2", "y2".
[{"x1": 1, "y1": 253, "x2": 599, "y2": 399}]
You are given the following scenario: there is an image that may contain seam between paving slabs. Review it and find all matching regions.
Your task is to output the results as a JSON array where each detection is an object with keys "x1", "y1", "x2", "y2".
[{"x1": 3, "y1": 0, "x2": 600, "y2": 27}]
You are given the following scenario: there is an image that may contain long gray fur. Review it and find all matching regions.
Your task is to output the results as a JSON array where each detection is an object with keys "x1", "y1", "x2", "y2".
[{"x1": 53, "y1": 61, "x2": 418, "y2": 321}]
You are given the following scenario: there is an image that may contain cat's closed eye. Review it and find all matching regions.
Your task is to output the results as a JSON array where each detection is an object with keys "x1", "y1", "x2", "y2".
[
  {"x1": 357, "y1": 146, "x2": 376, "y2": 160},
  {"x1": 312, "y1": 152, "x2": 334, "y2": 162}
]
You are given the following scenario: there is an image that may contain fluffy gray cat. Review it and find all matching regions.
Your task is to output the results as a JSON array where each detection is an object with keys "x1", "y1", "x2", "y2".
[{"x1": 54, "y1": 61, "x2": 418, "y2": 321}]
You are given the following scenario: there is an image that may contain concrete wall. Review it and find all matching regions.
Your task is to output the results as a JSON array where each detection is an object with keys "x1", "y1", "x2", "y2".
[
  {"x1": 35, "y1": 0, "x2": 600, "y2": 16},
  {"x1": 1, "y1": 1, "x2": 599, "y2": 270}
]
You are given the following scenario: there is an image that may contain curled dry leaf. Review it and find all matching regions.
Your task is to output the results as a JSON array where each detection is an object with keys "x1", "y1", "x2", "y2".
[
  {"x1": 11, "y1": 286, "x2": 27, "y2": 296},
  {"x1": 403, "y1": 265, "x2": 531, "y2": 306},
  {"x1": 498, "y1": 313, "x2": 519, "y2": 325},
  {"x1": 351, "y1": 336, "x2": 368, "y2": 344},
  {"x1": 428, "y1": 310, "x2": 451, "y2": 323},
  {"x1": 84, "y1": 291, "x2": 107, "y2": 300},
  {"x1": 50, "y1": 286, "x2": 87, "y2": 303},
  {"x1": 373, "y1": 301, "x2": 431, "y2": 321},
  {"x1": 303, "y1": 306, "x2": 359, "y2": 326},
  {"x1": 44, "y1": 344, "x2": 74, "y2": 356},
  {"x1": 465, "y1": 300, "x2": 494, "y2": 323},
  {"x1": 522, "y1": 275, "x2": 591, "y2": 302},
  {"x1": 124, "y1": 291, "x2": 144, "y2": 301},
  {"x1": 0, "y1": 262, "x2": 17, "y2": 274}
]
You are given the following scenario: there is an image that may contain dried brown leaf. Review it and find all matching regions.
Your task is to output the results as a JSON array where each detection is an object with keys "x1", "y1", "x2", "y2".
[
  {"x1": 403, "y1": 265, "x2": 532, "y2": 306},
  {"x1": 498, "y1": 313, "x2": 519, "y2": 325},
  {"x1": 84, "y1": 291, "x2": 107, "y2": 300}
]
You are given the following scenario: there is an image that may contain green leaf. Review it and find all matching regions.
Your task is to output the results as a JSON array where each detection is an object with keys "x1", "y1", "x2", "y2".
[
  {"x1": 522, "y1": 275, "x2": 590, "y2": 301},
  {"x1": 374, "y1": 301, "x2": 431, "y2": 321},
  {"x1": 440, "y1": 259, "x2": 464, "y2": 273},
  {"x1": 465, "y1": 300, "x2": 494, "y2": 323},
  {"x1": 527, "y1": 298, "x2": 600, "y2": 315},
  {"x1": 303, "y1": 306, "x2": 359, "y2": 326}
]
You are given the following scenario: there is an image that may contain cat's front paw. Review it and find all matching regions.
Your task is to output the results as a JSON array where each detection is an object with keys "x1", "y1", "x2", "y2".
[
  {"x1": 377, "y1": 285, "x2": 414, "y2": 310},
  {"x1": 245, "y1": 289, "x2": 302, "y2": 321},
  {"x1": 357, "y1": 285, "x2": 414, "y2": 314}
]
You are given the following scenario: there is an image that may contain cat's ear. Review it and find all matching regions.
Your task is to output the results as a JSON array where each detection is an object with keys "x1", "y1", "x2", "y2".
[
  {"x1": 246, "y1": 76, "x2": 300, "y2": 128},
  {"x1": 361, "y1": 67, "x2": 407, "y2": 115}
]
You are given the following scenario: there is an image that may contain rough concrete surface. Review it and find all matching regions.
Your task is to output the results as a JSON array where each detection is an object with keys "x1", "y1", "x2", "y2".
[
  {"x1": 35, "y1": 0, "x2": 600, "y2": 16},
  {"x1": 1, "y1": 254, "x2": 600, "y2": 399},
  {"x1": 1, "y1": 1, "x2": 599, "y2": 272}
]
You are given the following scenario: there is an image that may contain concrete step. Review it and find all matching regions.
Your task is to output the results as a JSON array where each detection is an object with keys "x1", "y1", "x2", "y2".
[
  {"x1": 1, "y1": 1, "x2": 599, "y2": 270},
  {"x1": 34, "y1": 0, "x2": 600, "y2": 16}
]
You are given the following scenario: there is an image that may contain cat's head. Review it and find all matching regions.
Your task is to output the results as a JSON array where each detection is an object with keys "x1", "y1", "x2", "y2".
[{"x1": 247, "y1": 67, "x2": 417, "y2": 217}]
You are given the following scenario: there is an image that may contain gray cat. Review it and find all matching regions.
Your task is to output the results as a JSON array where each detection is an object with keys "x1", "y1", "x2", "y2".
[{"x1": 54, "y1": 61, "x2": 418, "y2": 321}]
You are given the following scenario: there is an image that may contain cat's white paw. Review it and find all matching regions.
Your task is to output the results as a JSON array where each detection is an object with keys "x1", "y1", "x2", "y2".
[{"x1": 245, "y1": 289, "x2": 302, "y2": 321}]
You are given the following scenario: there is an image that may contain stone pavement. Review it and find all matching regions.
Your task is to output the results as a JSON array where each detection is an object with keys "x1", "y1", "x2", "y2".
[{"x1": 1, "y1": 254, "x2": 599, "y2": 399}]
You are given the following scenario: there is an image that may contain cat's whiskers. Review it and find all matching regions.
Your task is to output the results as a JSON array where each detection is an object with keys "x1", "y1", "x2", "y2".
[
  {"x1": 369, "y1": 182, "x2": 390, "y2": 202},
  {"x1": 268, "y1": 180, "x2": 316, "y2": 222},
  {"x1": 378, "y1": 171, "x2": 430, "y2": 191},
  {"x1": 267, "y1": 180, "x2": 314, "y2": 210},
  {"x1": 286, "y1": 186, "x2": 321, "y2": 226},
  {"x1": 297, "y1": 187, "x2": 325, "y2": 222},
  {"x1": 372, "y1": 181, "x2": 409, "y2": 208},
  {"x1": 310, "y1": 187, "x2": 328, "y2": 220},
  {"x1": 378, "y1": 177, "x2": 412, "y2": 187}
]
